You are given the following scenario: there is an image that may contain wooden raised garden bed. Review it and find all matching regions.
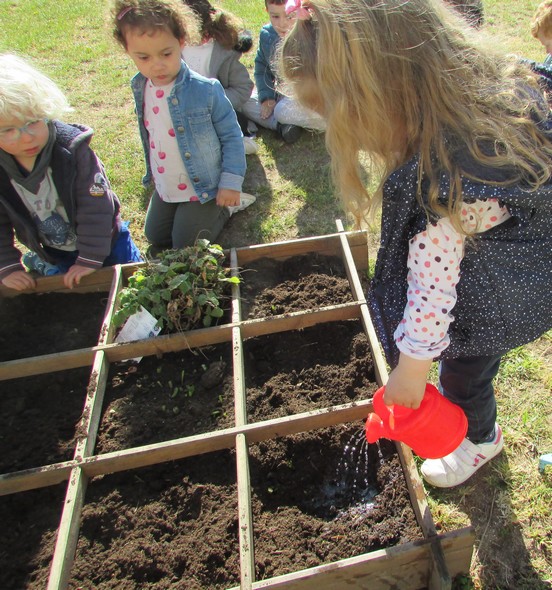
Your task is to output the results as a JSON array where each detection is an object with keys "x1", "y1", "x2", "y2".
[{"x1": 0, "y1": 223, "x2": 474, "y2": 590}]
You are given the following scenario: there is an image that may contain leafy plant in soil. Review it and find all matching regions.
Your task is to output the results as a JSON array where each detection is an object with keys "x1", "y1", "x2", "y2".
[{"x1": 113, "y1": 240, "x2": 239, "y2": 332}]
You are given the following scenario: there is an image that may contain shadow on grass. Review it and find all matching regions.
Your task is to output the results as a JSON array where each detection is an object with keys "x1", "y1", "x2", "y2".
[
  {"x1": 216, "y1": 150, "x2": 270, "y2": 249},
  {"x1": 260, "y1": 129, "x2": 346, "y2": 237},
  {"x1": 428, "y1": 452, "x2": 550, "y2": 589}
]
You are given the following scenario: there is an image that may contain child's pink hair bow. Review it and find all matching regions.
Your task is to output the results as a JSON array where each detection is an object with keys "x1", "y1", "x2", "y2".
[{"x1": 285, "y1": 0, "x2": 311, "y2": 20}]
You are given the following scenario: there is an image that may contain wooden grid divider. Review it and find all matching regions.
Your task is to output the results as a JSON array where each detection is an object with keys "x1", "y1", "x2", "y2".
[{"x1": 0, "y1": 225, "x2": 474, "y2": 589}]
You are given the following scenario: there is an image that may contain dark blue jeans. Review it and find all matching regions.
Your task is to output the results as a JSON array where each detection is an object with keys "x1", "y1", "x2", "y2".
[
  {"x1": 439, "y1": 354, "x2": 502, "y2": 443},
  {"x1": 43, "y1": 221, "x2": 142, "y2": 271}
]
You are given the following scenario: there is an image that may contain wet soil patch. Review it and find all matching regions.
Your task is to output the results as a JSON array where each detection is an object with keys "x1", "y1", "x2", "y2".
[{"x1": 249, "y1": 426, "x2": 421, "y2": 580}]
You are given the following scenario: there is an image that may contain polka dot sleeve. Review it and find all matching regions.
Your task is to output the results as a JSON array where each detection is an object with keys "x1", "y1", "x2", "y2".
[{"x1": 394, "y1": 199, "x2": 510, "y2": 360}]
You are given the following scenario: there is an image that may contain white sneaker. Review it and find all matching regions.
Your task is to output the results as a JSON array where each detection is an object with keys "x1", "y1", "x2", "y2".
[
  {"x1": 421, "y1": 424, "x2": 503, "y2": 488},
  {"x1": 243, "y1": 136, "x2": 259, "y2": 155},
  {"x1": 227, "y1": 192, "x2": 256, "y2": 217}
]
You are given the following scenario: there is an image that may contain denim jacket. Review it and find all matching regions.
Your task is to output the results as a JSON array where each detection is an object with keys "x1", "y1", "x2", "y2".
[{"x1": 131, "y1": 62, "x2": 246, "y2": 203}]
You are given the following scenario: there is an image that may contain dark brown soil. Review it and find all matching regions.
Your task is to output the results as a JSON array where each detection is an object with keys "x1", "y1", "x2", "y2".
[
  {"x1": 0, "y1": 367, "x2": 91, "y2": 473},
  {"x1": 239, "y1": 253, "x2": 354, "y2": 318},
  {"x1": 0, "y1": 254, "x2": 422, "y2": 589},
  {"x1": 0, "y1": 292, "x2": 107, "y2": 361}
]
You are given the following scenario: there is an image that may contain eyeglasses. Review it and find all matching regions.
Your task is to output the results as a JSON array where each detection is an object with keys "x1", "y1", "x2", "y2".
[{"x1": 0, "y1": 119, "x2": 48, "y2": 143}]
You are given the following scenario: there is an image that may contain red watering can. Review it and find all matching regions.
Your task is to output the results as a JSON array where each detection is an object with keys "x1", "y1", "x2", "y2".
[{"x1": 365, "y1": 383, "x2": 468, "y2": 459}]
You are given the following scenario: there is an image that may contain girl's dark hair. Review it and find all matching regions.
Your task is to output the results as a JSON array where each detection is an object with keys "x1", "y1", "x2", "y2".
[
  {"x1": 112, "y1": 0, "x2": 199, "y2": 48},
  {"x1": 182, "y1": 0, "x2": 252, "y2": 51}
]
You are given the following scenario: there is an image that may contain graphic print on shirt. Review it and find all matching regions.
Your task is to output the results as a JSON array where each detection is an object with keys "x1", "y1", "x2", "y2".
[{"x1": 13, "y1": 169, "x2": 76, "y2": 250}]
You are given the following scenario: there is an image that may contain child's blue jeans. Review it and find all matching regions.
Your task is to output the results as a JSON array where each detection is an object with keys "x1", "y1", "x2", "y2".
[
  {"x1": 42, "y1": 221, "x2": 142, "y2": 272},
  {"x1": 439, "y1": 354, "x2": 502, "y2": 444}
]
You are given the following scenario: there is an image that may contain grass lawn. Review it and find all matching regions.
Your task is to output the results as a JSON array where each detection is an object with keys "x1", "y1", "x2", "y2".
[{"x1": 0, "y1": 0, "x2": 551, "y2": 588}]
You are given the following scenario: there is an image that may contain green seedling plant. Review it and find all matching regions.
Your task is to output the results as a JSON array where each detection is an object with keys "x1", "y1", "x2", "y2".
[{"x1": 113, "y1": 240, "x2": 240, "y2": 332}]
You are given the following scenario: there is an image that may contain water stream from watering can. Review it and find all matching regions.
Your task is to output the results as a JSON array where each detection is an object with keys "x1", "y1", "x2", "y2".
[{"x1": 313, "y1": 428, "x2": 383, "y2": 521}]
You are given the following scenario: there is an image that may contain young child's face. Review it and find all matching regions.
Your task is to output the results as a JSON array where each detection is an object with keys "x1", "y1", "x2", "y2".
[
  {"x1": 266, "y1": 3, "x2": 294, "y2": 38},
  {"x1": 124, "y1": 27, "x2": 185, "y2": 86},
  {"x1": 0, "y1": 117, "x2": 49, "y2": 163},
  {"x1": 537, "y1": 29, "x2": 552, "y2": 55}
]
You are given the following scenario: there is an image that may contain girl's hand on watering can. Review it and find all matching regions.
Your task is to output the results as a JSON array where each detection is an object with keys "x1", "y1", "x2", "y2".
[{"x1": 384, "y1": 354, "x2": 433, "y2": 409}]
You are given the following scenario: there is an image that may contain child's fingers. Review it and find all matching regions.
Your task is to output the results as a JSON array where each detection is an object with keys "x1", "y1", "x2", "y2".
[
  {"x1": 3, "y1": 271, "x2": 36, "y2": 291},
  {"x1": 63, "y1": 266, "x2": 95, "y2": 289}
]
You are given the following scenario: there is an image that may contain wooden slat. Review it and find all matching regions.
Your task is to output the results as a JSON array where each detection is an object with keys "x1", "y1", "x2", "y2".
[
  {"x1": 46, "y1": 467, "x2": 88, "y2": 590},
  {"x1": 0, "y1": 461, "x2": 74, "y2": 495},
  {"x1": 225, "y1": 528, "x2": 474, "y2": 590},
  {"x1": 231, "y1": 248, "x2": 247, "y2": 427},
  {"x1": 98, "y1": 265, "x2": 124, "y2": 345},
  {"x1": 0, "y1": 348, "x2": 96, "y2": 381},
  {"x1": 79, "y1": 399, "x2": 372, "y2": 478},
  {"x1": 232, "y1": 257, "x2": 255, "y2": 589},
  {"x1": 335, "y1": 220, "x2": 389, "y2": 386},
  {"x1": 234, "y1": 231, "x2": 368, "y2": 269},
  {"x1": 45, "y1": 351, "x2": 112, "y2": 588},
  {"x1": 438, "y1": 527, "x2": 475, "y2": 579},
  {"x1": 0, "y1": 233, "x2": 368, "y2": 300},
  {"x1": 0, "y1": 266, "x2": 115, "y2": 297},
  {"x1": 236, "y1": 434, "x2": 254, "y2": 590},
  {"x1": 74, "y1": 351, "x2": 110, "y2": 461},
  {"x1": 0, "y1": 304, "x2": 362, "y2": 382},
  {"x1": 239, "y1": 303, "x2": 362, "y2": 340},
  {"x1": 0, "y1": 324, "x2": 235, "y2": 381}
]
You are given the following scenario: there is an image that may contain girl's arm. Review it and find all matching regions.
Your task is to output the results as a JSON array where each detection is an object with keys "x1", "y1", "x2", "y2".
[
  {"x1": 384, "y1": 199, "x2": 510, "y2": 408},
  {"x1": 209, "y1": 80, "x2": 246, "y2": 192},
  {"x1": 0, "y1": 204, "x2": 27, "y2": 283},
  {"x1": 217, "y1": 52, "x2": 254, "y2": 109},
  {"x1": 254, "y1": 28, "x2": 278, "y2": 103}
]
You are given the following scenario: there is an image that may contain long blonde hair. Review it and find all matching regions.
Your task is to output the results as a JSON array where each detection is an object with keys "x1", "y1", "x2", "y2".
[{"x1": 280, "y1": 0, "x2": 552, "y2": 230}]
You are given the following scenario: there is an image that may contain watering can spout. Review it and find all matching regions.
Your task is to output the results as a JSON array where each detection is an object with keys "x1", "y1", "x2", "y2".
[{"x1": 365, "y1": 413, "x2": 384, "y2": 443}]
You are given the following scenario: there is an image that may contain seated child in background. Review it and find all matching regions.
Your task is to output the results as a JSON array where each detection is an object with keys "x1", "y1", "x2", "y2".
[
  {"x1": 531, "y1": 1, "x2": 552, "y2": 65},
  {"x1": 112, "y1": 0, "x2": 255, "y2": 253},
  {"x1": 241, "y1": 0, "x2": 326, "y2": 144},
  {"x1": 181, "y1": 0, "x2": 259, "y2": 155},
  {"x1": 0, "y1": 54, "x2": 142, "y2": 292}
]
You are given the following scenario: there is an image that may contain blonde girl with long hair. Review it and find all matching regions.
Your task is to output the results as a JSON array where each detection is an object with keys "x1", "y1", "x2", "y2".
[{"x1": 281, "y1": 0, "x2": 552, "y2": 488}]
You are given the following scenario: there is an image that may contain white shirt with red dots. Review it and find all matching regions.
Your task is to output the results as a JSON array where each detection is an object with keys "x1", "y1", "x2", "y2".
[
  {"x1": 144, "y1": 80, "x2": 198, "y2": 203},
  {"x1": 394, "y1": 198, "x2": 511, "y2": 359}
]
